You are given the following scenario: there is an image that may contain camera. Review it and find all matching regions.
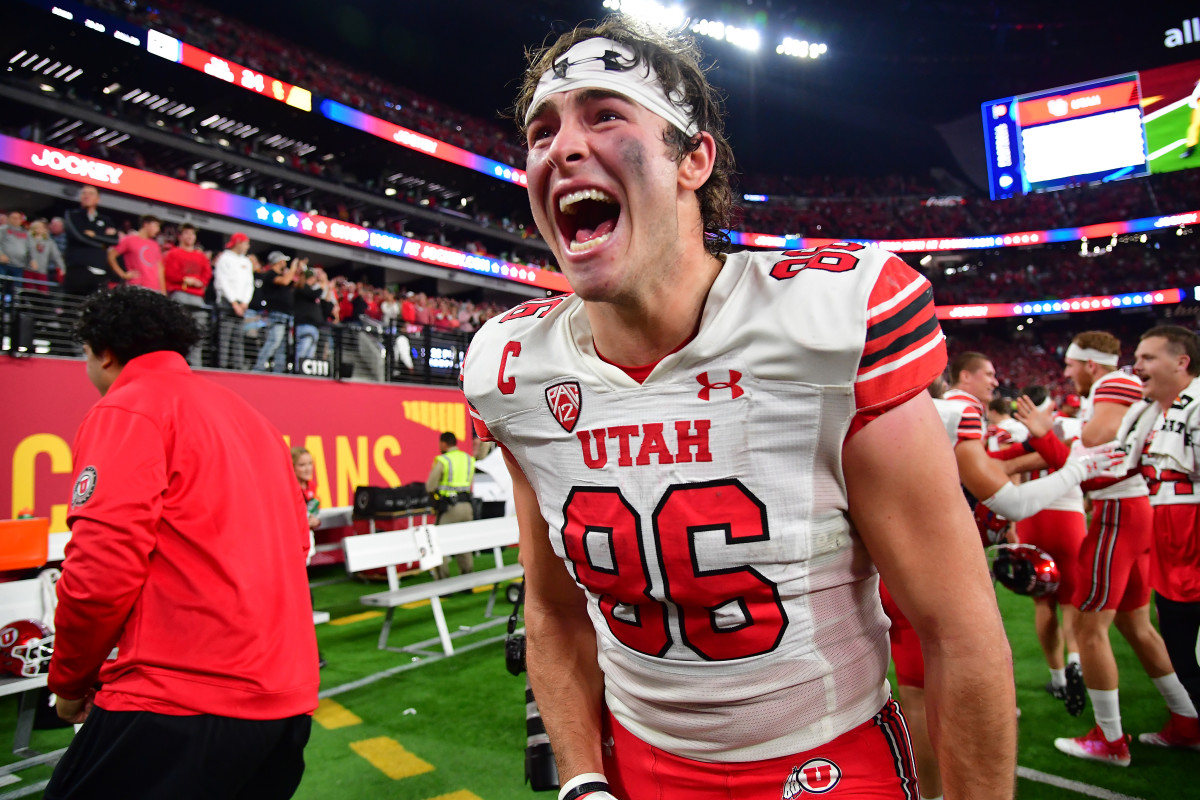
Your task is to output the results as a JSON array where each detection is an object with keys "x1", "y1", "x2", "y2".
[
  {"x1": 505, "y1": 582, "x2": 559, "y2": 791},
  {"x1": 524, "y1": 678, "x2": 559, "y2": 791},
  {"x1": 506, "y1": 631, "x2": 527, "y2": 676}
]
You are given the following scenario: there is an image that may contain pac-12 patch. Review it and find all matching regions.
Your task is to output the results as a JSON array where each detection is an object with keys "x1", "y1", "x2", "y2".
[{"x1": 71, "y1": 466, "x2": 98, "y2": 507}]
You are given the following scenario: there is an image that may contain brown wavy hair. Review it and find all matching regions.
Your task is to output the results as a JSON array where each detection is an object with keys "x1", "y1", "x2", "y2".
[{"x1": 514, "y1": 16, "x2": 736, "y2": 256}]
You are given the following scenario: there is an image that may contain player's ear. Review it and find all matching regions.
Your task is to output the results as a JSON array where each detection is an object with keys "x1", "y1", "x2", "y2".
[{"x1": 678, "y1": 131, "x2": 716, "y2": 192}]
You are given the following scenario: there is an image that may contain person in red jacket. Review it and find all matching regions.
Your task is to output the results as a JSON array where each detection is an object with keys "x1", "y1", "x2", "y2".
[{"x1": 47, "y1": 287, "x2": 319, "y2": 800}]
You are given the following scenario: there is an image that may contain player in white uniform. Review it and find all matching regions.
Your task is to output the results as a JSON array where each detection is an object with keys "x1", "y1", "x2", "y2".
[
  {"x1": 463, "y1": 18, "x2": 1017, "y2": 800},
  {"x1": 1016, "y1": 331, "x2": 1192, "y2": 766}
]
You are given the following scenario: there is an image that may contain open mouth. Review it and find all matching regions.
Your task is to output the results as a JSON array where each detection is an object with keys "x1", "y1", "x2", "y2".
[{"x1": 557, "y1": 188, "x2": 621, "y2": 254}]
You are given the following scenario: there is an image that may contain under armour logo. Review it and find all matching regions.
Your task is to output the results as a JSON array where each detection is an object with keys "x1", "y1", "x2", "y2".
[
  {"x1": 696, "y1": 370, "x2": 744, "y2": 401},
  {"x1": 551, "y1": 49, "x2": 635, "y2": 79}
]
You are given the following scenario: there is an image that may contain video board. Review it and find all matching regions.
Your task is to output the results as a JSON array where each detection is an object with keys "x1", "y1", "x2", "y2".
[
  {"x1": 983, "y1": 73, "x2": 1148, "y2": 199},
  {"x1": 983, "y1": 57, "x2": 1200, "y2": 199}
]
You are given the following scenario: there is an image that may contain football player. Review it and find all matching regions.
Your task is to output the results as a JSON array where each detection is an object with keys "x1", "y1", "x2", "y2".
[
  {"x1": 463, "y1": 17, "x2": 1014, "y2": 800},
  {"x1": 1010, "y1": 387, "x2": 1088, "y2": 717},
  {"x1": 1119, "y1": 327, "x2": 1200, "y2": 749},
  {"x1": 1016, "y1": 330, "x2": 1194, "y2": 766}
]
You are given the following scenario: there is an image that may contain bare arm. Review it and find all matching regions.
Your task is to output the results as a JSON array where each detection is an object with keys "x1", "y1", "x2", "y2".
[
  {"x1": 1081, "y1": 401, "x2": 1126, "y2": 447},
  {"x1": 506, "y1": 451, "x2": 605, "y2": 783},
  {"x1": 954, "y1": 437, "x2": 1014, "y2": 499},
  {"x1": 106, "y1": 247, "x2": 129, "y2": 280},
  {"x1": 1001, "y1": 452, "x2": 1047, "y2": 475},
  {"x1": 844, "y1": 393, "x2": 1016, "y2": 799}
]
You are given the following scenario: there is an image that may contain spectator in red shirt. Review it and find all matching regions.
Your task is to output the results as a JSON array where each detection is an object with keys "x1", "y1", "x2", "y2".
[
  {"x1": 107, "y1": 214, "x2": 166, "y2": 293},
  {"x1": 164, "y1": 223, "x2": 213, "y2": 365}
]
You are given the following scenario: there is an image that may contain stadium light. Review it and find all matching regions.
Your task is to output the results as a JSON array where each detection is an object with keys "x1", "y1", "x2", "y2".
[
  {"x1": 777, "y1": 37, "x2": 827, "y2": 59},
  {"x1": 692, "y1": 19, "x2": 761, "y2": 51},
  {"x1": 601, "y1": 0, "x2": 685, "y2": 30}
]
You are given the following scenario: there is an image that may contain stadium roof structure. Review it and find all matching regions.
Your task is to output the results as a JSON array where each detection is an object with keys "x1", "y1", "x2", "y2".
[{"x1": 202, "y1": 0, "x2": 1197, "y2": 177}]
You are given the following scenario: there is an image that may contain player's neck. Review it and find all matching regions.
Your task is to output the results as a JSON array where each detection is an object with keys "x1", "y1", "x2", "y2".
[{"x1": 586, "y1": 249, "x2": 723, "y2": 367}]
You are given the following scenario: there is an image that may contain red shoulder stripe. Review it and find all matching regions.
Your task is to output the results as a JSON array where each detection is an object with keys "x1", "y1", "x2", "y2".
[{"x1": 855, "y1": 257, "x2": 946, "y2": 413}]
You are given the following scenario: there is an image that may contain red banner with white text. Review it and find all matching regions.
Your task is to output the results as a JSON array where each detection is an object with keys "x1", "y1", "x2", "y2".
[{"x1": 0, "y1": 357, "x2": 469, "y2": 533}]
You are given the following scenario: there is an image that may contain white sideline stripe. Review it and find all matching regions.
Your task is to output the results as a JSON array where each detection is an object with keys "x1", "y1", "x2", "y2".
[
  {"x1": 1148, "y1": 138, "x2": 1187, "y2": 161},
  {"x1": 1142, "y1": 96, "x2": 1189, "y2": 125},
  {"x1": 1017, "y1": 766, "x2": 1146, "y2": 800},
  {"x1": 0, "y1": 780, "x2": 49, "y2": 800},
  {"x1": 317, "y1": 632, "x2": 508, "y2": 700}
]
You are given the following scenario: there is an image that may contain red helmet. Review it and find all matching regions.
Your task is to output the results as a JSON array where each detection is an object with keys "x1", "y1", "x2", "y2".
[
  {"x1": 0, "y1": 620, "x2": 53, "y2": 678},
  {"x1": 973, "y1": 502, "x2": 1010, "y2": 547},
  {"x1": 990, "y1": 544, "x2": 1060, "y2": 599}
]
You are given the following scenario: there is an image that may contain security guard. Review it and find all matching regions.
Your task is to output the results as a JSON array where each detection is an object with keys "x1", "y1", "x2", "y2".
[{"x1": 425, "y1": 431, "x2": 476, "y2": 579}]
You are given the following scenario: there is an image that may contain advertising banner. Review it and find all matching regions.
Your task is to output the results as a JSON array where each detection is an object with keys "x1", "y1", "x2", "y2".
[{"x1": 0, "y1": 358, "x2": 469, "y2": 533}]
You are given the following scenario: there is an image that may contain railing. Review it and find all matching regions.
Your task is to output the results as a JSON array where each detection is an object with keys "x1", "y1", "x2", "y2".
[{"x1": 0, "y1": 277, "x2": 470, "y2": 387}]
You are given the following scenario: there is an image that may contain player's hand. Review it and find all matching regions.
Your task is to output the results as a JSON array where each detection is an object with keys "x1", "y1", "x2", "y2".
[
  {"x1": 1014, "y1": 395, "x2": 1054, "y2": 438},
  {"x1": 55, "y1": 692, "x2": 94, "y2": 724},
  {"x1": 1066, "y1": 444, "x2": 1122, "y2": 480}
]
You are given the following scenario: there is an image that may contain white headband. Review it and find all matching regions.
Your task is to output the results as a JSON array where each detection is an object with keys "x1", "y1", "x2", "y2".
[
  {"x1": 1066, "y1": 343, "x2": 1119, "y2": 367},
  {"x1": 1037, "y1": 397, "x2": 1054, "y2": 413},
  {"x1": 525, "y1": 37, "x2": 698, "y2": 137}
]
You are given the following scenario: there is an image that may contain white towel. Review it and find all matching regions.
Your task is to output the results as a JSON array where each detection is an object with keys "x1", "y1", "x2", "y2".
[{"x1": 1119, "y1": 376, "x2": 1200, "y2": 475}]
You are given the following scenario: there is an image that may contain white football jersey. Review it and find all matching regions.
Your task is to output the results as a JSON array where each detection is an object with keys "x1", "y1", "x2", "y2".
[
  {"x1": 933, "y1": 397, "x2": 972, "y2": 443},
  {"x1": 1085, "y1": 371, "x2": 1148, "y2": 500},
  {"x1": 463, "y1": 246, "x2": 945, "y2": 761}
]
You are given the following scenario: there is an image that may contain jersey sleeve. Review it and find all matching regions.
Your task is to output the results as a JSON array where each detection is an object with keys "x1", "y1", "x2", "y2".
[
  {"x1": 852, "y1": 257, "x2": 946, "y2": 428},
  {"x1": 1093, "y1": 373, "x2": 1143, "y2": 406},
  {"x1": 955, "y1": 404, "x2": 984, "y2": 444}
]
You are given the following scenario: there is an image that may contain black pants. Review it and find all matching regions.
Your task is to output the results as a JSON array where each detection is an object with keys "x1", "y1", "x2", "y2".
[
  {"x1": 45, "y1": 708, "x2": 311, "y2": 800},
  {"x1": 1156, "y1": 594, "x2": 1200, "y2": 715}
]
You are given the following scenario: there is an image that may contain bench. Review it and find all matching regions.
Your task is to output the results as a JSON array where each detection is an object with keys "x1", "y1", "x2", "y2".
[{"x1": 342, "y1": 517, "x2": 522, "y2": 656}]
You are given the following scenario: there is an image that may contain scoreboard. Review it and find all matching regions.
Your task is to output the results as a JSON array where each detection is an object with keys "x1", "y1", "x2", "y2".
[
  {"x1": 983, "y1": 73, "x2": 1149, "y2": 199},
  {"x1": 983, "y1": 56, "x2": 1200, "y2": 199}
]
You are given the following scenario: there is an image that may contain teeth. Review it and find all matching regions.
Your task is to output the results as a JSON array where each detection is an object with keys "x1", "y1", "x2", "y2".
[
  {"x1": 568, "y1": 232, "x2": 612, "y2": 253},
  {"x1": 559, "y1": 188, "x2": 616, "y2": 213}
]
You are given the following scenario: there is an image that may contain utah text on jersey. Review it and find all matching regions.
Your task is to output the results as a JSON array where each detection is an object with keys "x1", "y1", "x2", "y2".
[{"x1": 462, "y1": 245, "x2": 946, "y2": 761}]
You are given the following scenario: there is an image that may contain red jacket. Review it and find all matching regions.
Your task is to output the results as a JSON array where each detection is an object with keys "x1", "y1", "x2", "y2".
[{"x1": 50, "y1": 352, "x2": 319, "y2": 719}]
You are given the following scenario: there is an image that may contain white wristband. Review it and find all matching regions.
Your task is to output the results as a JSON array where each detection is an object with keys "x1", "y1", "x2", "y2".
[{"x1": 559, "y1": 772, "x2": 610, "y2": 800}]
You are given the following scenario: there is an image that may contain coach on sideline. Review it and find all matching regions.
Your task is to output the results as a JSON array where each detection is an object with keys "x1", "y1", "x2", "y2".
[{"x1": 46, "y1": 287, "x2": 319, "y2": 799}]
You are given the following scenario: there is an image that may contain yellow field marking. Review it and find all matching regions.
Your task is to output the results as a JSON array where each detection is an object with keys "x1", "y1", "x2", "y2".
[
  {"x1": 350, "y1": 737, "x2": 435, "y2": 780},
  {"x1": 426, "y1": 792, "x2": 483, "y2": 800},
  {"x1": 471, "y1": 584, "x2": 495, "y2": 594},
  {"x1": 313, "y1": 698, "x2": 362, "y2": 730},
  {"x1": 401, "y1": 599, "x2": 431, "y2": 609},
  {"x1": 329, "y1": 610, "x2": 385, "y2": 626}
]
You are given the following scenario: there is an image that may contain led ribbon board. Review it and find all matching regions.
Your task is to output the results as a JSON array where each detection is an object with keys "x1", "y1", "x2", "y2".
[
  {"x1": 145, "y1": 30, "x2": 312, "y2": 112},
  {"x1": 27, "y1": 1, "x2": 532, "y2": 187},
  {"x1": 938, "y1": 289, "x2": 1184, "y2": 320},
  {"x1": 729, "y1": 209, "x2": 1200, "y2": 254},
  {"x1": 319, "y1": 100, "x2": 527, "y2": 186},
  {"x1": 26, "y1": 0, "x2": 312, "y2": 111},
  {"x1": 2, "y1": 135, "x2": 569, "y2": 292}
]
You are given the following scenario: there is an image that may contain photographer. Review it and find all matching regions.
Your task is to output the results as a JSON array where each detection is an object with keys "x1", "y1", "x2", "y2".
[
  {"x1": 292, "y1": 262, "x2": 327, "y2": 363},
  {"x1": 252, "y1": 251, "x2": 297, "y2": 373}
]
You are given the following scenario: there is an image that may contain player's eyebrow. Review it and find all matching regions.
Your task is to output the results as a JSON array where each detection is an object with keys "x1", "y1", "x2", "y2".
[{"x1": 527, "y1": 88, "x2": 638, "y2": 128}]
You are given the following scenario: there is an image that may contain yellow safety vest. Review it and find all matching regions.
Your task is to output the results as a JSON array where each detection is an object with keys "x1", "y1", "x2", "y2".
[{"x1": 435, "y1": 449, "x2": 475, "y2": 498}]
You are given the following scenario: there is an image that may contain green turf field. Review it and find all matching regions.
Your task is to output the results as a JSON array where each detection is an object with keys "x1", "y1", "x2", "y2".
[
  {"x1": 0, "y1": 557, "x2": 1194, "y2": 799},
  {"x1": 1146, "y1": 102, "x2": 1198, "y2": 176}
]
